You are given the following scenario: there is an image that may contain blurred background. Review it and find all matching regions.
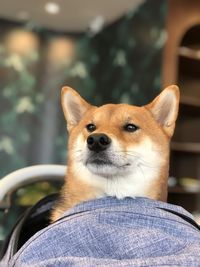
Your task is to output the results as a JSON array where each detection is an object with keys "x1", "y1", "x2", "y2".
[
  {"x1": 0, "y1": 0, "x2": 166, "y2": 175},
  {"x1": 0, "y1": 0, "x2": 200, "y2": 245}
]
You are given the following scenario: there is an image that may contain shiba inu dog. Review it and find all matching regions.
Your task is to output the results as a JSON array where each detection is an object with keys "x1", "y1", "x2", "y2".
[{"x1": 51, "y1": 85, "x2": 180, "y2": 222}]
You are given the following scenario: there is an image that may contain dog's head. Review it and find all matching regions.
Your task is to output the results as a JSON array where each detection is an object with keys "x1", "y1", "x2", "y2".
[{"x1": 61, "y1": 85, "x2": 179, "y2": 201}]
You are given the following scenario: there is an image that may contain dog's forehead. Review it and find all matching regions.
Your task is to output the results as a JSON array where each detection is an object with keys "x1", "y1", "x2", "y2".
[{"x1": 91, "y1": 103, "x2": 144, "y2": 122}]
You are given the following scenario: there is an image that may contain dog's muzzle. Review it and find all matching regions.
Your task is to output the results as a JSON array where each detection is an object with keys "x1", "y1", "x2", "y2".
[{"x1": 87, "y1": 133, "x2": 111, "y2": 152}]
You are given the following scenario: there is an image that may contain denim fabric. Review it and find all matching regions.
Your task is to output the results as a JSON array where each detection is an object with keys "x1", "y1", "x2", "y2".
[{"x1": 9, "y1": 197, "x2": 200, "y2": 266}]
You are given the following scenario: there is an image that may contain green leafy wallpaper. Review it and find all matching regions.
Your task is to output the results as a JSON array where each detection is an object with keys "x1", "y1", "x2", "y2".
[{"x1": 0, "y1": 0, "x2": 167, "y2": 178}]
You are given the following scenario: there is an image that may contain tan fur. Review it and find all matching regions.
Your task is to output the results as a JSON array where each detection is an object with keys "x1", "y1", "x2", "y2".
[{"x1": 51, "y1": 85, "x2": 180, "y2": 222}]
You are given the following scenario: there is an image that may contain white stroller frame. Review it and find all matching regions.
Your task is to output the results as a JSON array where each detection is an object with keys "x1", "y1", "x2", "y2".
[{"x1": 0, "y1": 165, "x2": 66, "y2": 209}]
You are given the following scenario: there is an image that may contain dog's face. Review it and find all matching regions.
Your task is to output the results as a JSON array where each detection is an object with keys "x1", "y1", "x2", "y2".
[
  {"x1": 69, "y1": 104, "x2": 167, "y2": 179},
  {"x1": 62, "y1": 86, "x2": 179, "y2": 200}
]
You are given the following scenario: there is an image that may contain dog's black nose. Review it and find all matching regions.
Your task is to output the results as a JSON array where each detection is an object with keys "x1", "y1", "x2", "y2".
[{"x1": 87, "y1": 133, "x2": 111, "y2": 152}]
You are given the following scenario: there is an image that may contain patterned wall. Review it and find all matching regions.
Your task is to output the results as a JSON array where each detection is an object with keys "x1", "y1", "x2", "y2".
[{"x1": 0, "y1": 0, "x2": 167, "y2": 178}]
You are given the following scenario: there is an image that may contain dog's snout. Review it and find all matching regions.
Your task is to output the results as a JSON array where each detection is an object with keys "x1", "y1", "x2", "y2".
[{"x1": 87, "y1": 133, "x2": 111, "y2": 152}]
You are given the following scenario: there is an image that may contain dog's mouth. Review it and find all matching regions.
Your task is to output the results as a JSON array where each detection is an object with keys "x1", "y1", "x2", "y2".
[{"x1": 85, "y1": 152, "x2": 131, "y2": 173}]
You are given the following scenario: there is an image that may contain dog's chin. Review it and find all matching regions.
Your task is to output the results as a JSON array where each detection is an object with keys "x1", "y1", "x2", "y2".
[
  {"x1": 86, "y1": 162, "x2": 119, "y2": 177},
  {"x1": 86, "y1": 159, "x2": 131, "y2": 178}
]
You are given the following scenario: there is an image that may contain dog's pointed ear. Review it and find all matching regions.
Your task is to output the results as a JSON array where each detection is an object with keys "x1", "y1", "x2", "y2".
[
  {"x1": 61, "y1": 86, "x2": 93, "y2": 131},
  {"x1": 145, "y1": 85, "x2": 180, "y2": 137}
]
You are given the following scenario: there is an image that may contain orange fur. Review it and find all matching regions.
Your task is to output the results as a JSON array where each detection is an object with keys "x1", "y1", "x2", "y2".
[{"x1": 51, "y1": 85, "x2": 180, "y2": 222}]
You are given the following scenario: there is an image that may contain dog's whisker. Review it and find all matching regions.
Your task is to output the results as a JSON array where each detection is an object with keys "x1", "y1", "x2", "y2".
[
  {"x1": 137, "y1": 163, "x2": 146, "y2": 180},
  {"x1": 72, "y1": 164, "x2": 84, "y2": 177},
  {"x1": 72, "y1": 149, "x2": 83, "y2": 153},
  {"x1": 138, "y1": 163, "x2": 159, "y2": 169}
]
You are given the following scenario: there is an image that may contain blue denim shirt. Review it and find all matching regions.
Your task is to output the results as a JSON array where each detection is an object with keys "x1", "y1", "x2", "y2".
[{"x1": 8, "y1": 197, "x2": 200, "y2": 266}]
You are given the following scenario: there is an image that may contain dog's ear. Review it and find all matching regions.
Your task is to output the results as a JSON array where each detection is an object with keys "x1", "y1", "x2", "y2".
[
  {"x1": 145, "y1": 85, "x2": 180, "y2": 137},
  {"x1": 61, "y1": 86, "x2": 93, "y2": 131}
]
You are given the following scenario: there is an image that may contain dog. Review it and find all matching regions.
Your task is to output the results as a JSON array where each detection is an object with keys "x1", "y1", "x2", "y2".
[{"x1": 51, "y1": 85, "x2": 180, "y2": 222}]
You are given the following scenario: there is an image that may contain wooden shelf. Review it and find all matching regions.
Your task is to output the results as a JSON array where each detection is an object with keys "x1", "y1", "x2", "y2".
[
  {"x1": 179, "y1": 46, "x2": 200, "y2": 60},
  {"x1": 163, "y1": 1, "x2": 200, "y2": 213},
  {"x1": 180, "y1": 95, "x2": 200, "y2": 107},
  {"x1": 168, "y1": 186, "x2": 200, "y2": 194},
  {"x1": 171, "y1": 141, "x2": 200, "y2": 153}
]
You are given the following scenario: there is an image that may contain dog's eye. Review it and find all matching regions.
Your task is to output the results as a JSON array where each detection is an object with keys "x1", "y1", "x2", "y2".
[
  {"x1": 124, "y1": 124, "x2": 139, "y2": 132},
  {"x1": 86, "y1": 123, "x2": 96, "y2": 132}
]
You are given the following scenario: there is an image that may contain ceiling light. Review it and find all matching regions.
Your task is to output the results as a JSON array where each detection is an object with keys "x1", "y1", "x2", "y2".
[{"x1": 45, "y1": 2, "x2": 60, "y2": 15}]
